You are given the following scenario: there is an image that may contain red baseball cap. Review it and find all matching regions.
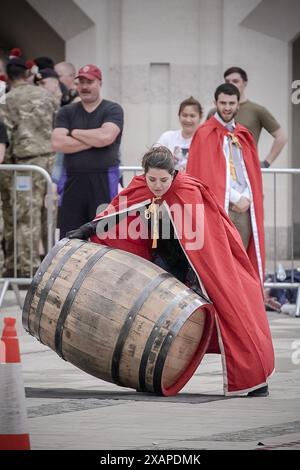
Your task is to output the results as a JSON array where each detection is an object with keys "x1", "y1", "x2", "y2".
[{"x1": 76, "y1": 64, "x2": 102, "y2": 81}]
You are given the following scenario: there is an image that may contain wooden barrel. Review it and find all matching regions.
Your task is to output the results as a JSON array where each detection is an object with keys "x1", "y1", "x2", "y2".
[{"x1": 22, "y1": 238, "x2": 214, "y2": 396}]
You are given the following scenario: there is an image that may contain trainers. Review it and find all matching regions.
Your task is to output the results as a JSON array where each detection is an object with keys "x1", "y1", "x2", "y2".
[
  {"x1": 247, "y1": 385, "x2": 269, "y2": 397},
  {"x1": 281, "y1": 303, "x2": 296, "y2": 316},
  {"x1": 265, "y1": 296, "x2": 281, "y2": 312}
]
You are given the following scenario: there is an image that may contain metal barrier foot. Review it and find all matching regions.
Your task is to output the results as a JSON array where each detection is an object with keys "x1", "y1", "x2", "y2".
[{"x1": 11, "y1": 283, "x2": 23, "y2": 309}]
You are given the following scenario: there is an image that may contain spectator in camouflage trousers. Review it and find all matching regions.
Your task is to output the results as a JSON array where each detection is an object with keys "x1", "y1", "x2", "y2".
[{"x1": 0, "y1": 57, "x2": 58, "y2": 277}]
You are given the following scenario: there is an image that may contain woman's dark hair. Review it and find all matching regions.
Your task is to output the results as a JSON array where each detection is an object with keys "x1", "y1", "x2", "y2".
[
  {"x1": 214, "y1": 83, "x2": 240, "y2": 101},
  {"x1": 224, "y1": 66, "x2": 248, "y2": 82},
  {"x1": 178, "y1": 96, "x2": 203, "y2": 117},
  {"x1": 142, "y1": 146, "x2": 175, "y2": 176}
]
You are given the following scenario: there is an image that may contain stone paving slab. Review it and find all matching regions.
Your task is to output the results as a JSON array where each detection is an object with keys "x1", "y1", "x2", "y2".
[{"x1": 1, "y1": 290, "x2": 300, "y2": 450}]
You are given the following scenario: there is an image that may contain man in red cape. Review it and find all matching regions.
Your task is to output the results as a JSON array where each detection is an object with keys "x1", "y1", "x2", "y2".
[
  {"x1": 187, "y1": 83, "x2": 265, "y2": 284},
  {"x1": 70, "y1": 165, "x2": 274, "y2": 396}
]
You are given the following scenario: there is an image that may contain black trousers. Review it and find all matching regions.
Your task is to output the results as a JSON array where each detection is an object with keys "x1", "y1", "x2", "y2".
[
  {"x1": 59, "y1": 171, "x2": 117, "y2": 239},
  {"x1": 152, "y1": 252, "x2": 189, "y2": 283}
]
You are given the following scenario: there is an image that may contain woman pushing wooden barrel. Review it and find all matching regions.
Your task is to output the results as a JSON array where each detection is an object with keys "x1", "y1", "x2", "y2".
[{"x1": 23, "y1": 146, "x2": 274, "y2": 397}]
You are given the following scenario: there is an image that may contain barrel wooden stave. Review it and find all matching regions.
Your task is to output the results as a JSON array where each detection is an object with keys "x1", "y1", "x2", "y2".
[
  {"x1": 64, "y1": 273, "x2": 198, "y2": 388},
  {"x1": 161, "y1": 309, "x2": 206, "y2": 388},
  {"x1": 118, "y1": 285, "x2": 205, "y2": 389}
]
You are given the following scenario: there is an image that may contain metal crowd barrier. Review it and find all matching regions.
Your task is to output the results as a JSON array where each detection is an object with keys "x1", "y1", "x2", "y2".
[
  {"x1": 261, "y1": 168, "x2": 300, "y2": 317},
  {"x1": 1, "y1": 164, "x2": 299, "y2": 317},
  {"x1": 119, "y1": 165, "x2": 143, "y2": 187},
  {"x1": 119, "y1": 165, "x2": 143, "y2": 175},
  {"x1": 0, "y1": 164, "x2": 54, "y2": 308}
]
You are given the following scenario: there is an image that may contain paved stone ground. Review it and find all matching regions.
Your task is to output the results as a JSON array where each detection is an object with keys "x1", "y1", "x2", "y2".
[{"x1": 1, "y1": 288, "x2": 300, "y2": 450}]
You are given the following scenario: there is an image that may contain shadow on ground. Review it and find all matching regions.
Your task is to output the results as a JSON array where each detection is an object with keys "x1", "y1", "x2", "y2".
[{"x1": 25, "y1": 387, "x2": 232, "y2": 403}]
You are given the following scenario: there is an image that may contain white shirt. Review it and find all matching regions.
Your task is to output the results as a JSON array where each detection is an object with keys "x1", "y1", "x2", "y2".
[
  {"x1": 214, "y1": 113, "x2": 251, "y2": 204},
  {"x1": 157, "y1": 129, "x2": 192, "y2": 171}
]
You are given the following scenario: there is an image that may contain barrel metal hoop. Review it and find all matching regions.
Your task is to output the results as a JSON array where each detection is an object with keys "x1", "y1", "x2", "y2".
[
  {"x1": 54, "y1": 246, "x2": 113, "y2": 359},
  {"x1": 138, "y1": 289, "x2": 190, "y2": 392},
  {"x1": 34, "y1": 239, "x2": 87, "y2": 341},
  {"x1": 22, "y1": 238, "x2": 70, "y2": 334},
  {"x1": 153, "y1": 298, "x2": 204, "y2": 395},
  {"x1": 111, "y1": 272, "x2": 172, "y2": 386}
]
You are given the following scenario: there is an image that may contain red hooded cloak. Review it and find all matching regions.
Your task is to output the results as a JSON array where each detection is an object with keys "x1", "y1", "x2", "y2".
[
  {"x1": 90, "y1": 172, "x2": 274, "y2": 395},
  {"x1": 187, "y1": 116, "x2": 265, "y2": 283}
]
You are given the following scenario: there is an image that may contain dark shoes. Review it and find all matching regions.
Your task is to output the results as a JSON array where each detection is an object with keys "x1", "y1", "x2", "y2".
[
  {"x1": 265, "y1": 296, "x2": 281, "y2": 312},
  {"x1": 247, "y1": 385, "x2": 269, "y2": 397}
]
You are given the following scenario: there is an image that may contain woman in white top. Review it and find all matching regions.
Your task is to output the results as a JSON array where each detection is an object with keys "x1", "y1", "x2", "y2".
[{"x1": 157, "y1": 96, "x2": 203, "y2": 171}]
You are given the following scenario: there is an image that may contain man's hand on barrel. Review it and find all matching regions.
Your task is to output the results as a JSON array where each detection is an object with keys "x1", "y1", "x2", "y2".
[{"x1": 66, "y1": 222, "x2": 97, "y2": 240}]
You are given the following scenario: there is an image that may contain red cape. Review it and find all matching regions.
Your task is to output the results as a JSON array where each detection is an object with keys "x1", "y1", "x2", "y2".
[
  {"x1": 187, "y1": 116, "x2": 265, "y2": 281},
  {"x1": 90, "y1": 172, "x2": 274, "y2": 394}
]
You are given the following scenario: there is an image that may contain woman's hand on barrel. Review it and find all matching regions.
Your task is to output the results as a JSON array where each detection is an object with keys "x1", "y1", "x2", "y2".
[{"x1": 66, "y1": 222, "x2": 97, "y2": 240}]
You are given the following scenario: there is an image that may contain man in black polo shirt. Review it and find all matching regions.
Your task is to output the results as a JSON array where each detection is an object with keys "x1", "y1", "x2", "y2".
[{"x1": 52, "y1": 64, "x2": 124, "y2": 238}]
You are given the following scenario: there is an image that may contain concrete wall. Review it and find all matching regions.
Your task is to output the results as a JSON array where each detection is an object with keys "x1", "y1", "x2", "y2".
[
  {"x1": 19, "y1": 0, "x2": 292, "y2": 259},
  {"x1": 221, "y1": 0, "x2": 290, "y2": 258},
  {"x1": 0, "y1": 0, "x2": 64, "y2": 62},
  {"x1": 66, "y1": 0, "x2": 292, "y2": 258},
  {"x1": 69, "y1": 0, "x2": 224, "y2": 163}
]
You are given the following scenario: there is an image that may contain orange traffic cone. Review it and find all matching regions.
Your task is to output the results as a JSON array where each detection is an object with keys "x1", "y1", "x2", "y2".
[{"x1": 0, "y1": 317, "x2": 30, "y2": 450}]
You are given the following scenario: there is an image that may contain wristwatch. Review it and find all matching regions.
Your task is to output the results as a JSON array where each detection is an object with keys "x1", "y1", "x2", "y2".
[{"x1": 261, "y1": 160, "x2": 270, "y2": 168}]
